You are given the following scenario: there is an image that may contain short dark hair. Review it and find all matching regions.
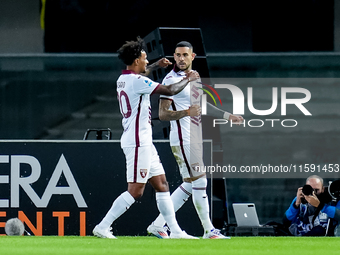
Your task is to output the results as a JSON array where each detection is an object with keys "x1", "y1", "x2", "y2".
[
  {"x1": 117, "y1": 37, "x2": 146, "y2": 65},
  {"x1": 176, "y1": 41, "x2": 193, "y2": 50}
]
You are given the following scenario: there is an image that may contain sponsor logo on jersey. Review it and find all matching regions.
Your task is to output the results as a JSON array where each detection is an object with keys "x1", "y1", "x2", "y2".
[{"x1": 144, "y1": 80, "x2": 153, "y2": 86}]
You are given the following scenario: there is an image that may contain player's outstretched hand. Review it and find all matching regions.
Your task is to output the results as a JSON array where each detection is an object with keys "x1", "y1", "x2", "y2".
[
  {"x1": 229, "y1": 114, "x2": 244, "y2": 125},
  {"x1": 158, "y1": 58, "x2": 172, "y2": 68},
  {"x1": 185, "y1": 70, "x2": 200, "y2": 82}
]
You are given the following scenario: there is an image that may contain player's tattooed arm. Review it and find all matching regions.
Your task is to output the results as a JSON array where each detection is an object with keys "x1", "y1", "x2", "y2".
[
  {"x1": 153, "y1": 71, "x2": 200, "y2": 96},
  {"x1": 159, "y1": 98, "x2": 188, "y2": 121},
  {"x1": 142, "y1": 58, "x2": 172, "y2": 76},
  {"x1": 159, "y1": 99, "x2": 201, "y2": 121}
]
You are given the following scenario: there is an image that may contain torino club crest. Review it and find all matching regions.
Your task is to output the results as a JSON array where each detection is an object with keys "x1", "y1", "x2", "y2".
[{"x1": 140, "y1": 169, "x2": 148, "y2": 178}]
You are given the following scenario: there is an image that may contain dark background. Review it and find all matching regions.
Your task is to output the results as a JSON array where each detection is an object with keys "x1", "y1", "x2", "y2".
[{"x1": 43, "y1": 0, "x2": 334, "y2": 53}]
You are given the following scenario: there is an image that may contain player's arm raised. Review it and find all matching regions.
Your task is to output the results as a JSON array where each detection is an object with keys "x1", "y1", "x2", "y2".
[
  {"x1": 141, "y1": 58, "x2": 172, "y2": 76},
  {"x1": 153, "y1": 70, "x2": 199, "y2": 96}
]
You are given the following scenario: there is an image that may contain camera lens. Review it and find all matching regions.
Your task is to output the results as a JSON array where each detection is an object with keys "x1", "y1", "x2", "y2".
[
  {"x1": 302, "y1": 184, "x2": 314, "y2": 196},
  {"x1": 329, "y1": 180, "x2": 340, "y2": 199}
]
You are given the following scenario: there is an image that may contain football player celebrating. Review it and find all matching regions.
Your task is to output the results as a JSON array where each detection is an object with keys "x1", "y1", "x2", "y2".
[
  {"x1": 147, "y1": 41, "x2": 243, "y2": 239},
  {"x1": 93, "y1": 37, "x2": 199, "y2": 239}
]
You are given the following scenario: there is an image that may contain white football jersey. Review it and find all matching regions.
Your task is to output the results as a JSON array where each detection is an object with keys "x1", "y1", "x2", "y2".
[
  {"x1": 160, "y1": 68, "x2": 203, "y2": 146},
  {"x1": 117, "y1": 70, "x2": 160, "y2": 148}
]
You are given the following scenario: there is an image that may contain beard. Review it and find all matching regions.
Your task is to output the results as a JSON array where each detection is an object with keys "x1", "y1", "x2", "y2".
[{"x1": 177, "y1": 62, "x2": 191, "y2": 71}]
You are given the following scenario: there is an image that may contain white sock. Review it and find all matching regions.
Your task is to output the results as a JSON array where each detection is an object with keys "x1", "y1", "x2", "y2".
[
  {"x1": 192, "y1": 178, "x2": 214, "y2": 232},
  {"x1": 153, "y1": 182, "x2": 192, "y2": 227},
  {"x1": 156, "y1": 192, "x2": 182, "y2": 234},
  {"x1": 98, "y1": 191, "x2": 135, "y2": 229}
]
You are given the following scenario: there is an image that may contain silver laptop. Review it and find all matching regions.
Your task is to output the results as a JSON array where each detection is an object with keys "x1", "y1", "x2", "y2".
[{"x1": 232, "y1": 203, "x2": 261, "y2": 227}]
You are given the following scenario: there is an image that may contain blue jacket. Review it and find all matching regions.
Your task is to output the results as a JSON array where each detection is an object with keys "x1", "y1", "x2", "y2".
[{"x1": 285, "y1": 197, "x2": 340, "y2": 236}]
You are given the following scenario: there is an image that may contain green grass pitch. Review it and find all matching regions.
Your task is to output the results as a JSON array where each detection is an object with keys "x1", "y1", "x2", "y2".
[{"x1": 0, "y1": 236, "x2": 339, "y2": 255}]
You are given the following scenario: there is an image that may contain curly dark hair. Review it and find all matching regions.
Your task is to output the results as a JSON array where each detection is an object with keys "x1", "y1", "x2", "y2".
[{"x1": 117, "y1": 37, "x2": 146, "y2": 65}]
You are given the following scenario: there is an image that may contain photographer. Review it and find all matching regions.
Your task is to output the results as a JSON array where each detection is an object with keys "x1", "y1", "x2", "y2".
[{"x1": 284, "y1": 175, "x2": 340, "y2": 236}]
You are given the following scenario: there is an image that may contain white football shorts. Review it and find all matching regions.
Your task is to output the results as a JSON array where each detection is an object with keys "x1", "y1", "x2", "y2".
[
  {"x1": 123, "y1": 144, "x2": 165, "y2": 183},
  {"x1": 171, "y1": 143, "x2": 205, "y2": 179}
]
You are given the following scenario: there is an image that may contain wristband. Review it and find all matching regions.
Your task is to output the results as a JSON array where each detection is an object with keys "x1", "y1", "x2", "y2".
[
  {"x1": 186, "y1": 108, "x2": 190, "y2": 116},
  {"x1": 223, "y1": 112, "x2": 231, "y2": 120}
]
